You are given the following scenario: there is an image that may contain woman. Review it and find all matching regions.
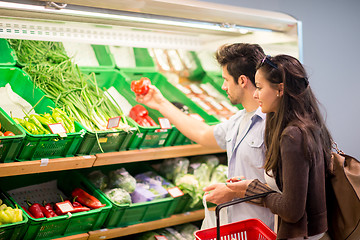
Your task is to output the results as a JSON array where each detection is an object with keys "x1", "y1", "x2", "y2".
[{"x1": 226, "y1": 55, "x2": 332, "y2": 239}]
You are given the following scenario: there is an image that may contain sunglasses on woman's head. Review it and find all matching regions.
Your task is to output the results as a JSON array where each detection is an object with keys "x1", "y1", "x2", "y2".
[{"x1": 260, "y1": 55, "x2": 278, "y2": 69}]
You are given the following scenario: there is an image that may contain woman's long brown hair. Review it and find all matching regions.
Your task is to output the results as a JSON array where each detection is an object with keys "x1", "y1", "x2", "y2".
[{"x1": 257, "y1": 55, "x2": 332, "y2": 175}]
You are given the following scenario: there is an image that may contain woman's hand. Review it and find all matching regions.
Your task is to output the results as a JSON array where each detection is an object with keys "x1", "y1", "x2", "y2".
[{"x1": 225, "y1": 179, "x2": 253, "y2": 199}]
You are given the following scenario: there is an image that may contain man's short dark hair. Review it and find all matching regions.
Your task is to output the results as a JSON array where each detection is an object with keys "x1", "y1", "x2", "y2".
[{"x1": 216, "y1": 43, "x2": 265, "y2": 85}]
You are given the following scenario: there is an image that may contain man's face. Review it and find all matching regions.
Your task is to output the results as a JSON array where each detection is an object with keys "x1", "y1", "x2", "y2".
[{"x1": 221, "y1": 65, "x2": 243, "y2": 105}]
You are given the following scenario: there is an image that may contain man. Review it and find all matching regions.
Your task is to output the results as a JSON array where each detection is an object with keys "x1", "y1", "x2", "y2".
[{"x1": 136, "y1": 43, "x2": 274, "y2": 228}]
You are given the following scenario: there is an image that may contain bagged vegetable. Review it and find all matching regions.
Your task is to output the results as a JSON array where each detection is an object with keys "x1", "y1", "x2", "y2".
[
  {"x1": 87, "y1": 170, "x2": 108, "y2": 191},
  {"x1": 131, "y1": 182, "x2": 166, "y2": 203},
  {"x1": 159, "y1": 157, "x2": 189, "y2": 181},
  {"x1": 174, "y1": 223, "x2": 199, "y2": 239},
  {"x1": 210, "y1": 164, "x2": 228, "y2": 184},
  {"x1": 108, "y1": 168, "x2": 136, "y2": 193},
  {"x1": 104, "y1": 188, "x2": 132, "y2": 205},
  {"x1": 174, "y1": 174, "x2": 202, "y2": 207}
]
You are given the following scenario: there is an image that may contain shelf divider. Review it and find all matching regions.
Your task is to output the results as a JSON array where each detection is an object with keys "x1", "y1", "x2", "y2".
[{"x1": 94, "y1": 144, "x2": 225, "y2": 166}]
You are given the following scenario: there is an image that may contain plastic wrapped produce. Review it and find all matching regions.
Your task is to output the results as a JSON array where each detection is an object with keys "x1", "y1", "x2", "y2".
[
  {"x1": 135, "y1": 171, "x2": 173, "y2": 189},
  {"x1": 174, "y1": 223, "x2": 199, "y2": 239},
  {"x1": 174, "y1": 174, "x2": 202, "y2": 207},
  {"x1": 130, "y1": 183, "x2": 156, "y2": 203},
  {"x1": 159, "y1": 157, "x2": 189, "y2": 181},
  {"x1": 189, "y1": 163, "x2": 211, "y2": 188},
  {"x1": 210, "y1": 164, "x2": 228, "y2": 184},
  {"x1": 135, "y1": 230, "x2": 160, "y2": 240},
  {"x1": 104, "y1": 188, "x2": 132, "y2": 205},
  {"x1": 87, "y1": 170, "x2": 108, "y2": 191},
  {"x1": 108, "y1": 168, "x2": 136, "y2": 193}
]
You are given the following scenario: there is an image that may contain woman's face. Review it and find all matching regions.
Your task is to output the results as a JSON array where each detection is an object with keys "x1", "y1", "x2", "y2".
[{"x1": 253, "y1": 69, "x2": 281, "y2": 113}]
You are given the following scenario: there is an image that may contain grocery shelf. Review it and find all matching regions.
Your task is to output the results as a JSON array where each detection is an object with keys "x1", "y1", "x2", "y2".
[
  {"x1": 0, "y1": 155, "x2": 96, "y2": 177},
  {"x1": 54, "y1": 233, "x2": 89, "y2": 240},
  {"x1": 88, "y1": 207, "x2": 214, "y2": 239},
  {"x1": 94, "y1": 144, "x2": 226, "y2": 166}
]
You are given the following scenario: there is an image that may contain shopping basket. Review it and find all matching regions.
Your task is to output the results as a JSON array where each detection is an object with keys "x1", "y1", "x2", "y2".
[{"x1": 194, "y1": 192, "x2": 277, "y2": 240}]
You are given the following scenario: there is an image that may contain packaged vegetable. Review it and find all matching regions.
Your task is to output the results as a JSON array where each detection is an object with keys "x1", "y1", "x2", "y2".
[
  {"x1": 108, "y1": 168, "x2": 136, "y2": 193},
  {"x1": 159, "y1": 157, "x2": 189, "y2": 181},
  {"x1": 87, "y1": 170, "x2": 109, "y2": 191},
  {"x1": 104, "y1": 188, "x2": 132, "y2": 205},
  {"x1": 130, "y1": 182, "x2": 167, "y2": 203},
  {"x1": 174, "y1": 223, "x2": 199, "y2": 239},
  {"x1": 210, "y1": 164, "x2": 228, "y2": 184}
]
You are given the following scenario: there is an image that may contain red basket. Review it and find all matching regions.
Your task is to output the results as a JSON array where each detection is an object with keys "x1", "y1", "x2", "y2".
[{"x1": 194, "y1": 218, "x2": 276, "y2": 240}]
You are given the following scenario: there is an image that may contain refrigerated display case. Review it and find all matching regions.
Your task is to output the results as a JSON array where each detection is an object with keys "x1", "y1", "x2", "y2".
[{"x1": 0, "y1": 0, "x2": 302, "y2": 239}]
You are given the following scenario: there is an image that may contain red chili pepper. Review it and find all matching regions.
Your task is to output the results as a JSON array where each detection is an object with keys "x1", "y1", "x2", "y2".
[
  {"x1": 130, "y1": 77, "x2": 151, "y2": 95},
  {"x1": 71, "y1": 196, "x2": 90, "y2": 213},
  {"x1": 26, "y1": 201, "x2": 45, "y2": 218},
  {"x1": 43, "y1": 201, "x2": 58, "y2": 217},
  {"x1": 71, "y1": 188, "x2": 105, "y2": 209},
  {"x1": 21, "y1": 205, "x2": 34, "y2": 218}
]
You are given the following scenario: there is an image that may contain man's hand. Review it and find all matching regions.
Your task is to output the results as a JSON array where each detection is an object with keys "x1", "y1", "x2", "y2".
[
  {"x1": 135, "y1": 85, "x2": 167, "y2": 111},
  {"x1": 203, "y1": 183, "x2": 237, "y2": 205}
]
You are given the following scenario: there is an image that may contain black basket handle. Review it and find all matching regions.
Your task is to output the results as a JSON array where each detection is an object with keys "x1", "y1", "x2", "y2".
[{"x1": 215, "y1": 191, "x2": 276, "y2": 240}]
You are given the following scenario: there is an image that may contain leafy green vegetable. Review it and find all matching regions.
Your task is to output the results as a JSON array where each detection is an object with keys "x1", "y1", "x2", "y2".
[
  {"x1": 104, "y1": 188, "x2": 132, "y2": 205},
  {"x1": 108, "y1": 168, "x2": 136, "y2": 193},
  {"x1": 87, "y1": 170, "x2": 108, "y2": 191}
]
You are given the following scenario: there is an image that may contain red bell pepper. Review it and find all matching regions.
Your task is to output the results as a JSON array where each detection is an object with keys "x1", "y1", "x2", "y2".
[
  {"x1": 131, "y1": 77, "x2": 151, "y2": 95},
  {"x1": 71, "y1": 188, "x2": 105, "y2": 209},
  {"x1": 43, "y1": 201, "x2": 58, "y2": 218},
  {"x1": 26, "y1": 201, "x2": 44, "y2": 218},
  {"x1": 129, "y1": 105, "x2": 157, "y2": 127}
]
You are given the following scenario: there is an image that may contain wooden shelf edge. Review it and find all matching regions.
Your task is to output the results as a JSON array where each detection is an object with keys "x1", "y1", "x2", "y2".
[
  {"x1": 94, "y1": 144, "x2": 225, "y2": 166},
  {"x1": 0, "y1": 155, "x2": 96, "y2": 177},
  {"x1": 54, "y1": 233, "x2": 89, "y2": 240},
  {"x1": 88, "y1": 208, "x2": 213, "y2": 239}
]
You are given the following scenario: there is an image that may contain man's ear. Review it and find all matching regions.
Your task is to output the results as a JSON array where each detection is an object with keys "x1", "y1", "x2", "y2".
[{"x1": 238, "y1": 75, "x2": 248, "y2": 87}]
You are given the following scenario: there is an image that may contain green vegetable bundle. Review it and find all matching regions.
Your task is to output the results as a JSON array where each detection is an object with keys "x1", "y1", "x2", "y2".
[
  {"x1": 8, "y1": 39, "x2": 130, "y2": 132},
  {"x1": 13, "y1": 107, "x2": 75, "y2": 135}
]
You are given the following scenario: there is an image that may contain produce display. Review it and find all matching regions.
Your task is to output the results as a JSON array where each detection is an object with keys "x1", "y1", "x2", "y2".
[
  {"x1": 7, "y1": 39, "x2": 131, "y2": 132},
  {"x1": 0, "y1": 199, "x2": 23, "y2": 225},
  {"x1": 149, "y1": 48, "x2": 238, "y2": 121},
  {"x1": 20, "y1": 187, "x2": 105, "y2": 219},
  {"x1": 13, "y1": 107, "x2": 75, "y2": 135},
  {"x1": 0, "y1": 122, "x2": 15, "y2": 136},
  {"x1": 87, "y1": 167, "x2": 173, "y2": 204},
  {"x1": 157, "y1": 155, "x2": 227, "y2": 208}
]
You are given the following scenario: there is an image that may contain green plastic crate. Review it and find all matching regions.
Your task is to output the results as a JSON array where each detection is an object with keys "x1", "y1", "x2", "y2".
[
  {"x1": 0, "y1": 107, "x2": 26, "y2": 163},
  {"x1": 0, "y1": 192, "x2": 28, "y2": 240},
  {"x1": 0, "y1": 39, "x2": 17, "y2": 66},
  {"x1": 0, "y1": 171, "x2": 111, "y2": 240},
  {"x1": 109, "y1": 47, "x2": 157, "y2": 72},
  {"x1": 77, "y1": 162, "x2": 181, "y2": 228},
  {"x1": 0, "y1": 67, "x2": 86, "y2": 161},
  {"x1": 89, "y1": 45, "x2": 115, "y2": 69},
  {"x1": 75, "y1": 116, "x2": 136, "y2": 155},
  {"x1": 80, "y1": 69, "x2": 173, "y2": 150},
  {"x1": 119, "y1": 70, "x2": 220, "y2": 147}
]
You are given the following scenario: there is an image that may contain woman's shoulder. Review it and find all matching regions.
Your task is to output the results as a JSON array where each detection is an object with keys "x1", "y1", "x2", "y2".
[{"x1": 281, "y1": 125, "x2": 303, "y2": 144}]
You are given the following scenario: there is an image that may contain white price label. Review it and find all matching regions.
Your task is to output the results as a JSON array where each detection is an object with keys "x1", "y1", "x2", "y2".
[
  {"x1": 189, "y1": 113, "x2": 205, "y2": 122},
  {"x1": 107, "y1": 116, "x2": 121, "y2": 129},
  {"x1": 40, "y1": 158, "x2": 49, "y2": 166},
  {"x1": 48, "y1": 123, "x2": 67, "y2": 137},
  {"x1": 56, "y1": 202, "x2": 74, "y2": 213},
  {"x1": 167, "y1": 186, "x2": 184, "y2": 198},
  {"x1": 158, "y1": 118, "x2": 171, "y2": 129},
  {"x1": 155, "y1": 235, "x2": 168, "y2": 240}
]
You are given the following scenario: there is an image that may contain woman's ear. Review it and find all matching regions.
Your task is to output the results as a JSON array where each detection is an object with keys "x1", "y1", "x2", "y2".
[{"x1": 278, "y1": 83, "x2": 284, "y2": 96}]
